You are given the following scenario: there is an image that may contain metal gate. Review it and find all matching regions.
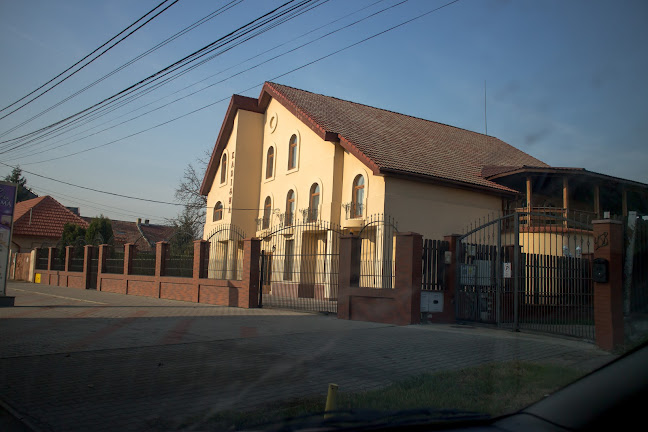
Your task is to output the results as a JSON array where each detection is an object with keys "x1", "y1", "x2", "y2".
[
  {"x1": 456, "y1": 210, "x2": 595, "y2": 341},
  {"x1": 259, "y1": 219, "x2": 342, "y2": 314},
  {"x1": 89, "y1": 248, "x2": 98, "y2": 290}
]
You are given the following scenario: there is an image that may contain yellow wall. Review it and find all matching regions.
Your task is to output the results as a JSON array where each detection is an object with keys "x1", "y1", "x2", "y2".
[
  {"x1": 384, "y1": 178, "x2": 503, "y2": 239},
  {"x1": 256, "y1": 98, "x2": 339, "y2": 232},
  {"x1": 501, "y1": 231, "x2": 595, "y2": 256},
  {"x1": 338, "y1": 150, "x2": 386, "y2": 227}
]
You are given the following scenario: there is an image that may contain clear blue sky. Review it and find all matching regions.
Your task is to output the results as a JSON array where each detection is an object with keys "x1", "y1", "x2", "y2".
[{"x1": 0, "y1": 0, "x2": 646, "y2": 223}]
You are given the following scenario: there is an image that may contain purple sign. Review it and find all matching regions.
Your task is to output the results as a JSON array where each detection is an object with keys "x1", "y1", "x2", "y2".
[{"x1": 0, "y1": 182, "x2": 17, "y2": 297}]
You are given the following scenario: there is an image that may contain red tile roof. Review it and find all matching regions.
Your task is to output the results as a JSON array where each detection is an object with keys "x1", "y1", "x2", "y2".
[
  {"x1": 82, "y1": 217, "x2": 177, "y2": 252},
  {"x1": 13, "y1": 196, "x2": 89, "y2": 238},
  {"x1": 201, "y1": 82, "x2": 549, "y2": 195}
]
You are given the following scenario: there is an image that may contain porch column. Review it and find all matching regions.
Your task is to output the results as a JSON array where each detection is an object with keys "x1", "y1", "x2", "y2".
[
  {"x1": 622, "y1": 188, "x2": 628, "y2": 217},
  {"x1": 594, "y1": 184, "x2": 601, "y2": 219},
  {"x1": 324, "y1": 230, "x2": 334, "y2": 299},
  {"x1": 526, "y1": 176, "x2": 533, "y2": 227},
  {"x1": 563, "y1": 177, "x2": 569, "y2": 227}
]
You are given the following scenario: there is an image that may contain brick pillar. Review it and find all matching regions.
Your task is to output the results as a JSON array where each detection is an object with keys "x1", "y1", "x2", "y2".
[
  {"x1": 47, "y1": 247, "x2": 55, "y2": 271},
  {"x1": 123, "y1": 243, "x2": 135, "y2": 275},
  {"x1": 97, "y1": 245, "x2": 108, "y2": 274},
  {"x1": 155, "y1": 242, "x2": 168, "y2": 277},
  {"x1": 593, "y1": 220, "x2": 624, "y2": 351},
  {"x1": 394, "y1": 232, "x2": 423, "y2": 325},
  {"x1": 240, "y1": 238, "x2": 261, "y2": 308},
  {"x1": 193, "y1": 240, "x2": 209, "y2": 279},
  {"x1": 83, "y1": 245, "x2": 94, "y2": 289},
  {"x1": 337, "y1": 235, "x2": 361, "y2": 320},
  {"x1": 65, "y1": 246, "x2": 73, "y2": 272},
  {"x1": 441, "y1": 234, "x2": 461, "y2": 323}
]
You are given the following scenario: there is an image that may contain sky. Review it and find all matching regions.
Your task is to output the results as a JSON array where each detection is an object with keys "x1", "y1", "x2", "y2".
[{"x1": 0, "y1": 0, "x2": 646, "y2": 224}]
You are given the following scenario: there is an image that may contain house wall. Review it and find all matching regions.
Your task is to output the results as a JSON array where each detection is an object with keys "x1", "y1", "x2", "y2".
[
  {"x1": 256, "y1": 98, "x2": 340, "y2": 231},
  {"x1": 11, "y1": 235, "x2": 57, "y2": 253},
  {"x1": 339, "y1": 150, "x2": 386, "y2": 226},
  {"x1": 384, "y1": 178, "x2": 503, "y2": 240}
]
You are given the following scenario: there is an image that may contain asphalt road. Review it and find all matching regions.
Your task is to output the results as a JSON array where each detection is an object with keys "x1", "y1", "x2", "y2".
[{"x1": 0, "y1": 281, "x2": 614, "y2": 431}]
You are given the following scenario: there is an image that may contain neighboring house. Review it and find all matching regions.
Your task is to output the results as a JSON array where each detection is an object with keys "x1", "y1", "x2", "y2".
[
  {"x1": 81, "y1": 217, "x2": 176, "y2": 252},
  {"x1": 200, "y1": 82, "x2": 648, "y2": 290},
  {"x1": 11, "y1": 196, "x2": 89, "y2": 253}
]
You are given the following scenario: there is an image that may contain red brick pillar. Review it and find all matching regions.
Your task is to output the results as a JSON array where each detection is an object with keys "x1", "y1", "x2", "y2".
[
  {"x1": 97, "y1": 244, "x2": 108, "y2": 291},
  {"x1": 155, "y1": 242, "x2": 168, "y2": 277},
  {"x1": 439, "y1": 234, "x2": 461, "y2": 323},
  {"x1": 394, "y1": 232, "x2": 423, "y2": 325},
  {"x1": 83, "y1": 245, "x2": 94, "y2": 289},
  {"x1": 337, "y1": 235, "x2": 361, "y2": 320},
  {"x1": 123, "y1": 243, "x2": 135, "y2": 275},
  {"x1": 593, "y1": 220, "x2": 624, "y2": 351},
  {"x1": 65, "y1": 246, "x2": 73, "y2": 272},
  {"x1": 47, "y1": 247, "x2": 55, "y2": 271},
  {"x1": 240, "y1": 238, "x2": 261, "y2": 308},
  {"x1": 193, "y1": 240, "x2": 209, "y2": 279}
]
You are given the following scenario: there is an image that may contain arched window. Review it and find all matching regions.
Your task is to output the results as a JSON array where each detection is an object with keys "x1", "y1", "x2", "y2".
[
  {"x1": 288, "y1": 134, "x2": 298, "y2": 170},
  {"x1": 263, "y1": 196, "x2": 272, "y2": 229},
  {"x1": 265, "y1": 147, "x2": 274, "y2": 179},
  {"x1": 308, "y1": 183, "x2": 320, "y2": 222},
  {"x1": 213, "y1": 202, "x2": 223, "y2": 222},
  {"x1": 352, "y1": 174, "x2": 365, "y2": 218},
  {"x1": 220, "y1": 154, "x2": 227, "y2": 184},
  {"x1": 285, "y1": 190, "x2": 295, "y2": 226}
]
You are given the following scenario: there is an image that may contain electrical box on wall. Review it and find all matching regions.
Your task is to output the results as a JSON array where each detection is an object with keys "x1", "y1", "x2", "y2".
[
  {"x1": 593, "y1": 258, "x2": 608, "y2": 283},
  {"x1": 421, "y1": 291, "x2": 444, "y2": 312}
]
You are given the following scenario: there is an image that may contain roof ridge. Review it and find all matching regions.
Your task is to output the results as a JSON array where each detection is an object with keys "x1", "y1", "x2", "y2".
[{"x1": 266, "y1": 81, "x2": 507, "y2": 142}]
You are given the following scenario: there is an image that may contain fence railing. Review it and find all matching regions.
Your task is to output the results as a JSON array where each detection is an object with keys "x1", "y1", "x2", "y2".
[
  {"x1": 630, "y1": 217, "x2": 648, "y2": 314},
  {"x1": 131, "y1": 250, "x2": 156, "y2": 276},
  {"x1": 205, "y1": 224, "x2": 246, "y2": 281},
  {"x1": 35, "y1": 249, "x2": 49, "y2": 270},
  {"x1": 104, "y1": 247, "x2": 125, "y2": 274},
  {"x1": 68, "y1": 247, "x2": 85, "y2": 272},
  {"x1": 508, "y1": 207, "x2": 596, "y2": 230},
  {"x1": 358, "y1": 214, "x2": 398, "y2": 289},
  {"x1": 164, "y1": 250, "x2": 194, "y2": 278},
  {"x1": 422, "y1": 239, "x2": 449, "y2": 291}
]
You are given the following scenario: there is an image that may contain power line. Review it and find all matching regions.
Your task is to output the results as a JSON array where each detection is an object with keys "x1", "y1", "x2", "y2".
[
  {"x1": 0, "y1": 0, "x2": 180, "y2": 121},
  {"x1": 0, "y1": 0, "x2": 318, "y2": 147},
  {"x1": 0, "y1": 0, "x2": 243, "y2": 139},
  {"x1": 7, "y1": 0, "x2": 396, "y2": 162},
  {"x1": 0, "y1": 0, "x2": 461, "y2": 206}
]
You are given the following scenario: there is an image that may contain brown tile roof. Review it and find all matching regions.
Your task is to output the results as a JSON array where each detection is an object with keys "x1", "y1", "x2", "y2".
[
  {"x1": 13, "y1": 196, "x2": 89, "y2": 238},
  {"x1": 81, "y1": 217, "x2": 177, "y2": 252}
]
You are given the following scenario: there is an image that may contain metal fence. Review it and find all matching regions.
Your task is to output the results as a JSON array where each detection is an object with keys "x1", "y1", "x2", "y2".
[
  {"x1": 457, "y1": 211, "x2": 595, "y2": 341},
  {"x1": 629, "y1": 216, "x2": 648, "y2": 313},
  {"x1": 104, "y1": 246, "x2": 125, "y2": 274},
  {"x1": 68, "y1": 247, "x2": 85, "y2": 272},
  {"x1": 35, "y1": 249, "x2": 49, "y2": 270},
  {"x1": 205, "y1": 224, "x2": 246, "y2": 280},
  {"x1": 259, "y1": 219, "x2": 341, "y2": 313},
  {"x1": 164, "y1": 249, "x2": 194, "y2": 278},
  {"x1": 358, "y1": 214, "x2": 398, "y2": 289},
  {"x1": 422, "y1": 239, "x2": 449, "y2": 291},
  {"x1": 131, "y1": 250, "x2": 156, "y2": 276}
]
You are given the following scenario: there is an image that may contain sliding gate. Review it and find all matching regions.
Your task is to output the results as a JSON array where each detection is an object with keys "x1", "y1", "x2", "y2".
[{"x1": 456, "y1": 211, "x2": 595, "y2": 341}]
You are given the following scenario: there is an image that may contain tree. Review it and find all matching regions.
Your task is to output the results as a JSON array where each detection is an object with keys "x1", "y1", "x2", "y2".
[
  {"x1": 168, "y1": 150, "x2": 210, "y2": 239},
  {"x1": 85, "y1": 215, "x2": 114, "y2": 246},
  {"x1": 59, "y1": 223, "x2": 86, "y2": 259},
  {"x1": 3, "y1": 166, "x2": 37, "y2": 202},
  {"x1": 168, "y1": 206, "x2": 199, "y2": 256}
]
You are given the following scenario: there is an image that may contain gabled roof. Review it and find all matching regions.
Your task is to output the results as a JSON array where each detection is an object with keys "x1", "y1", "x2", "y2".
[
  {"x1": 201, "y1": 82, "x2": 549, "y2": 195},
  {"x1": 13, "y1": 196, "x2": 89, "y2": 238},
  {"x1": 82, "y1": 217, "x2": 177, "y2": 252}
]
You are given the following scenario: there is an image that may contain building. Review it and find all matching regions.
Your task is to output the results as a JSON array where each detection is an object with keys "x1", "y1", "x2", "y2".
[
  {"x1": 11, "y1": 196, "x2": 89, "y2": 253},
  {"x1": 200, "y1": 82, "x2": 648, "y2": 298}
]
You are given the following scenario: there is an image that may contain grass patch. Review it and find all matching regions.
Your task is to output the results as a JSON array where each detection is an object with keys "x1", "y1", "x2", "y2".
[{"x1": 185, "y1": 361, "x2": 583, "y2": 431}]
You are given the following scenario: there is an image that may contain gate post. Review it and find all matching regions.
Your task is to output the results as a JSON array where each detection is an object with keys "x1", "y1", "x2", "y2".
[
  {"x1": 593, "y1": 219, "x2": 624, "y2": 350},
  {"x1": 123, "y1": 243, "x2": 135, "y2": 275},
  {"x1": 193, "y1": 240, "x2": 208, "y2": 279},
  {"x1": 241, "y1": 238, "x2": 261, "y2": 308},
  {"x1": 337, "y1": 235, "x2": 361, "y2": 320},
  {"x1": 394, "y1": 232, "x2": 423, "y2": 325},
  {"x1": 83, "y1": 245, "x2": 94, "y2": 290},
  {"x1": 440, "y1": 234, "x2": 460, "y2": 323}
]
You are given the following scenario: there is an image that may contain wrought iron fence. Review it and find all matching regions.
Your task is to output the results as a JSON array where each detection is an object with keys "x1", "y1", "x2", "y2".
[
  {"x1": 164, "y1": 249, "x2": 194, "y2": 278},
  {"x1": 51, "y1": 251, "x2": 65, "y2": 271},
  {"x1": 629, "y1": 216, "x2": 648, "y2": 313},
  {"x1": 456, "y1": 211, "x2": 595, "y2": 341},
  {"x1": 358, "y1": 214, "x2": 398, "y2": 289},
  {"x1": 104, "y1": 246, "x2": 125, "y2": 274},
  {"x1": 205, "y1": 224, "x2": 246, "y2": 280},
  {"x1": 259, "y1": 219, "x2": 340, "y2": 313},
  {"x1": 68, "y1": 247, "x2": 85, "y2": 272},
  {"x1": 35, "y1": 249, "x2": 49, "y2": 270},
  {"x1": 422, "y1": 239, "x2": 449, "y2": 291},
  {"x1": 131, "y1": 250, "x2": 156, "y2": 276},
  {"x1": 342, "y1": 202, "x2": 364, "y2": 220}
]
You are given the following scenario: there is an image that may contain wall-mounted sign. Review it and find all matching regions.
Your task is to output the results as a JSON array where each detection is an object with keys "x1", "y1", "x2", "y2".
[
  {"x1": 503, "y1": 262, "x2": 512, "y2": 278},
  {"x1": 0, "y1": 181, "x2": 18, "y2": 298}
]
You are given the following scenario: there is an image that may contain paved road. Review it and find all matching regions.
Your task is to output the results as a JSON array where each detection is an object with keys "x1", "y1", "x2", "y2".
[{"x1": 1, "y1": 281, "x2": 613, "y2": 431}]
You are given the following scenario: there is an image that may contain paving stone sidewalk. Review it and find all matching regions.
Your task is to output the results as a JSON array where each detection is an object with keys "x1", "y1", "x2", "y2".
[{"x1": 0, "y1": 282, "x2": 614, "y2": 431}]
